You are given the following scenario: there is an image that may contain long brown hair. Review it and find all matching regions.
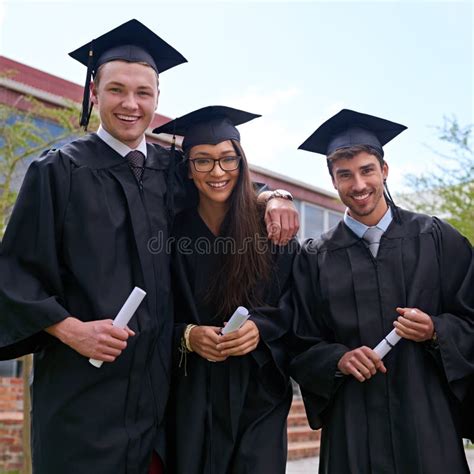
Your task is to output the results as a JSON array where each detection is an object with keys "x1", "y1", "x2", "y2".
[{"x1": 195, "y1": 139, "x2": 274, "y2": 318}]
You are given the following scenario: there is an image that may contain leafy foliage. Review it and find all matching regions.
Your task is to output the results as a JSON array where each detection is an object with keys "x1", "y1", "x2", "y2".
[
  {"x1": 0, "y1": 86, "x2": 97, "y2": 236},
  {"x1": 404, "y1": 117, "x2": 473, "y2": 243}
]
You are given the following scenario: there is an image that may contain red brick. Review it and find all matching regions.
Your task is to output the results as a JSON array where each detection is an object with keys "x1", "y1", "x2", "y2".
[{"x1": 8, "y1": 446, "x2": 23, "y2": 453}]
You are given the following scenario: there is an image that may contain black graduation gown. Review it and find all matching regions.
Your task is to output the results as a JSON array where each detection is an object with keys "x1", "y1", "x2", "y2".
[
  {"x1": 0, "y1": 134, "x2": 181, "y2": 474},
  {"x1": 168, "y1": 208, "x2": 294, "y2": 474},
  {"x1": 289, "y1": 209, "x2": 474, "y2": 474}
]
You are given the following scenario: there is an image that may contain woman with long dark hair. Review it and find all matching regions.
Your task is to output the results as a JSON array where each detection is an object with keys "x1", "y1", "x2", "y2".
[{"x1": 153, "y1": 106, "x2": 295, "y2": 474}]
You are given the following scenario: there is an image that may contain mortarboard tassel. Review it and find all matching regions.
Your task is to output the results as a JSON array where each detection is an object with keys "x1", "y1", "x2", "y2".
[
  {"x1": 384, "y1": 179, "x2": 401, "y2": 223},
  {"x1": 165, "y1": 128, "x2": 177, "y2": 227},
  {"x1": 80, "y1": 42, "x2": 95, "y2": 130}
]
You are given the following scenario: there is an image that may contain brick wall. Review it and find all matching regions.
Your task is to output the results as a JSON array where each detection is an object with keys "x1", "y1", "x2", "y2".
[
  {"x1": 0, "y1": 378, "x2": 23, "y2": 412},
  {"x1": 0, "y1": 377, "x2": 24, "y2": 473},
  {"x1": 0, "y1": 379, "x2": 319, "y2": 471}
]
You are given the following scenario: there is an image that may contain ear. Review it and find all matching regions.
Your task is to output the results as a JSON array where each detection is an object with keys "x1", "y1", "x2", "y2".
[
  {"x1": 90, "y1": 81, "x2": 98, "y2": 106},
  {"x1": 382, "y1": 161, "x2": 389, "y2": 181},
  {"x1": 155, "y1": 88, "x2": 160, "y2": 110}
]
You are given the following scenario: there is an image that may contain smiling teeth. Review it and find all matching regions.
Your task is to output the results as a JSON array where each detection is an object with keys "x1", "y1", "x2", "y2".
[
  {"x1": 208, "y1": 182, "x2": 228, "y2": 189},
  {"x1": 117, "y1": 115, "x2": 138, "y2": 122},
  {"x1": 353, "y1": 193, "x2": 370, "y2": 200}
]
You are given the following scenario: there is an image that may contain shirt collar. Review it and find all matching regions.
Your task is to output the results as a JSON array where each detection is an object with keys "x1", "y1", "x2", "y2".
[
  {"x1": 343, "y1": 206, "x2": 393, "y2": 238},
  {"x1": 96, "y1": 125, "x2": 148, "y2": 159}
]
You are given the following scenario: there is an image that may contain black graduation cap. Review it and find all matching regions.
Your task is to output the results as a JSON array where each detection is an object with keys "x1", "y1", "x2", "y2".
[
  {"x1": 152, "y1": 106, "x2": 261, "y2": 153},
  {"x1": 298, "y1": 109, "x2": 407, "y2": 157},
  {"x1": 69, "y1": 19, "x2": 187, "y2": 128}
]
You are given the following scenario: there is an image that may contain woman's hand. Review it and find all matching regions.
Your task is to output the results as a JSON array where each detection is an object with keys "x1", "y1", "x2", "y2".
[
  {"x1": 188, "y1": 325, "x2": 228, "y2": 362},
  {"x1": 216, "y1": 320, "x2": 260, "y2": 357}
]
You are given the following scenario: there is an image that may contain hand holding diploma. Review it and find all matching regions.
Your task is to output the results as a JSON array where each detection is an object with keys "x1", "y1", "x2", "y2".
[
  {"x1": 393, "y1": 307, "x2": 435, "y2": 342},
  {"x1": 188, "y1": 326, "x2": 227, "y2": 362},
  {"x1": 340, "y1": 307, "x2": 434, "y2": 381},
  {"x1": 372, "y1": 308, "x2": 434, "y2": 362},
  {"x1": 220, "y1": 306, "x2": 250, "y2": 335},
  {"x1": 337, "y1": 346, "x2": 387, "y2": 383},
  {"x1": 189, "y1": 306, "x2": 258, "y2": 362},
  {"x1": 45, "y1": 317, "x2": 135, "y2": 363},
  {"x1": 217, "y1": 306, "x2": 259, "y2": 357},
  {"x1": 89, "y1": 287, "x2": 146, "y2": 368}
]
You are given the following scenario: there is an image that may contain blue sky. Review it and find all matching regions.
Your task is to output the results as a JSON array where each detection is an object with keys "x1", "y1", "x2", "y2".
[{"x1": 1, "y1": 0, "x2": 472, "y2": 193}]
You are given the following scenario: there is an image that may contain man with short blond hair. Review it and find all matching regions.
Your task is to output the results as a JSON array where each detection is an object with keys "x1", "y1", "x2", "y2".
[{"x1": 0, "y1": 19, "x2": 299, "y2": 474}]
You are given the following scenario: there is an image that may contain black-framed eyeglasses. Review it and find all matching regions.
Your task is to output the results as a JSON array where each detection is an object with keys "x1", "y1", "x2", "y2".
[{"x1": 189, "y1": 156, "x2": 241, "y2": 173}]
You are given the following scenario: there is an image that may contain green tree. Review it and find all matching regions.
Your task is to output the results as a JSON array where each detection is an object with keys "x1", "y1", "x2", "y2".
[
  {"x1": 0, "y1": 96, "x2": 87, "y2": 235},
  {"x1": 404, "y1": 117, "x2": 473, "y2": 243}
]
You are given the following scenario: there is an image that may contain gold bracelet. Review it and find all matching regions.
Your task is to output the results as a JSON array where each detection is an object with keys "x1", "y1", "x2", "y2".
[{"x1": 184, "y1": 324, "x2": 197, "y2": 352}]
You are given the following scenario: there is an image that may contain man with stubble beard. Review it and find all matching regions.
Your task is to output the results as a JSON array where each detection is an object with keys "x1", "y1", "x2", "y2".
[{"x1": 288, "y1": 109, "x2": 473, "y2": 474}]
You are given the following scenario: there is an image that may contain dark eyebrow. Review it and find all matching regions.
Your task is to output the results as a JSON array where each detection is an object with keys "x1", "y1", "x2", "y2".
[
  {"x1": 335, "y1": 168, "x2": 351, "y2": 175},
  {"x1": 360, "y1": 164, "x2": 376, "y2": 171},
  {"x1": 190, "y1": 151, "x2": 236, "y2": 158}
]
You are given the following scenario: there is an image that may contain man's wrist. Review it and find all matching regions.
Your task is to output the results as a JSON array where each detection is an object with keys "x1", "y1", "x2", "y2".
[
  {"x1": 45, "y1": 316, "x2": 78, "y2": 344},
  {"x1": 429, "y1": 330, "x2": 439, "y2": 345},
  {"x1": 266, "y1": 189, "x2": 294, "y2": 203},
  {"x1": 425, "y1": 326, "x2": 439, "y2": 349},
  {"x1": 428, "y1": 316, "x2": 437, "y2": 342}
]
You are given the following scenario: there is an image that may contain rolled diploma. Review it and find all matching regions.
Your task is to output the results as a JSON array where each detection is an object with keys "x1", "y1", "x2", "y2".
[
  {"x1": 373, "y1": 328, "x2": 402, "y2": 359},
  {"x1": 221, "y1": 306, "x2": 250, "y2": 335},
  {"x1": 89, "y1": 287, "x2": 147, "y2": 368}
]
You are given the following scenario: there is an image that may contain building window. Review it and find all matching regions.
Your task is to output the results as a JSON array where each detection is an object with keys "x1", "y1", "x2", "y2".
[
  {"x1": 295, "y1": 199, "x2": 343, "y2": 240},
  {"x1": 304, "y1": 204, "x2": 325, "y2": 238},
  {"x1": 328, "y1": 211, "x2": 343, "y2": 229},
  {"x1": 0, "y1": 360, "x2": 21, "y2": 377}
]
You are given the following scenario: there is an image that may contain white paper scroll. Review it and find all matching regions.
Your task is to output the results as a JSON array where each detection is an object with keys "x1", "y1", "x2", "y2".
[
  {"x1": 373, "y1": 328, "x2": 402, "y2": 359},
  {"x1": 220, "y1": 306, "x2": 250, "y2": 335},
  {"x1": 89, "y1": 287, "x2": 146, "y2": 368}
]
